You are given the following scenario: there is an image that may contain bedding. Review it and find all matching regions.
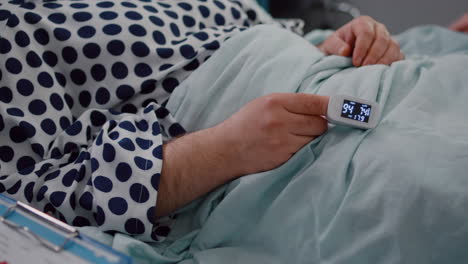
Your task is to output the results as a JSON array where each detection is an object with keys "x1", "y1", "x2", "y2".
[{"x1": 79, "y1": 25, "x2": 468, "y2": 263}]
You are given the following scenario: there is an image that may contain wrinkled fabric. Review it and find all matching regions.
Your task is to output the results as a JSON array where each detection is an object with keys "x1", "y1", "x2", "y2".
[{"x1": 85, "y1": 25, "x2": 468, "y2": 264}]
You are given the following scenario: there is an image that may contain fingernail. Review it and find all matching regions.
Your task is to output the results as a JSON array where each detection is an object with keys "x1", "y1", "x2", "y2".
[{"x1": 355, "y1": 58, "x2": 363, "y2": 66}]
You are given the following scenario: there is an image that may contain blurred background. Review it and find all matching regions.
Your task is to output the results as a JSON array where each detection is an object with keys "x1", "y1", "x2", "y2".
[{"x1": 258, "y1": 0, "x2": 468, "y2": 34}]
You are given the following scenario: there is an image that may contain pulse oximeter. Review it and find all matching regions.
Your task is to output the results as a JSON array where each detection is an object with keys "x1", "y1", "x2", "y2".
[{"x1": 327, "y1": 94, "x2": 381, "y2": 129}]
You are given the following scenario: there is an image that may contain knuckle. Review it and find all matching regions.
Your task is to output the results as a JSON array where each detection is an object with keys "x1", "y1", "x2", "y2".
[
  {"x1": 261, "y1": 94, "x2": 281, "y2": 109},
  {"x1": 377, "y1": 29, "x2": 390, "y2": 42},
  {"x1": 376, "y1": 33, "x2": 388, "y2": 42},
  {"x1": 374, "y1": 38, "x2": 388, "y2": 50},
  {"x1": 260, "y1": 114, "x2": 281, "y2": 130},
  {"x1": 361, "y1": 29, "x2": 374, "y2": 38},
  {"x1": 353, "y1": 17, "x2": 366, "y2": 26},
  {"x1": 267, "y1": 137, "x2": 286, "y2": 150},
  {"x1": 359, "y1": 15, "x2": 373, "y2": 22},
  {"x1": 359, "y1": 16, "x2": 375, "y2": 28},
  {"x1": 377, "y1": 23, "x2": 389, "y2": 32}
]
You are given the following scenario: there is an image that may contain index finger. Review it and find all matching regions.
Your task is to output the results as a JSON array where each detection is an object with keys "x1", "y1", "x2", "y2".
[{"x1": 281, "y1": 93, "x2": 329, "y2": 116}]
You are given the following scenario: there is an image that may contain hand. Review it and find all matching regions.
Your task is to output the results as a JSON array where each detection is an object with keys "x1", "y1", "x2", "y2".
[
  {"x1": 318, "y1": 16, "x2": 405, "y2": 67},
  {"x1": 449, "y1": 13, "x2": 468, "y2": 33},
  {"x1": 218, "y1": 93, "x2": 329, "y2": 174},
  {"x1": 156, "y1": 93, "x2": 329, "y2": 217}
]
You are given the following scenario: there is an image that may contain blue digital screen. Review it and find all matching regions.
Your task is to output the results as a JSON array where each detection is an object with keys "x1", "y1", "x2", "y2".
[{"x1": 341, "y1": 100, "x2": 372, "y2": 123}]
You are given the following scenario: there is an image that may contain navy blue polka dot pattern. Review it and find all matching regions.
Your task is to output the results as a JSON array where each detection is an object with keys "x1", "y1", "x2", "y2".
[
  {"x1": 73, "y1": 216, "x2": 91, "y2": 227},
  {"x1": 0, "y1": 0, "x2": 297, "y2": 243},
  {"x1": 124, "y1": 218, "x2": 145, "y2": 235},
  {"x1": 26, "y1": 51, "x2": 42, "y2": 68},
  {"x1": 54, "y1": 28, "x2": 72, "y2": 41},
  {"x1": 38, "y1": 72, "x2": 54, "y2": 88},
  {"x1": 94, "y1": 206, "x2": 106, "y2": 226},
  {"x1": 55, "y1": 72, "x2": 67, "y2": 87},
  {"x1": 15, "y1": 30, "x2": 30, "y2": 47},
  {"x1": 118, "y1": 138, "x2": 136, "y2": 151},
  {"x1": 109, "y1": 197, "x2": 128, "y2": 215},
  {"x1": 17, "y1": 79, "x2": 34, "y2": 96},
  {"x1": 130, "y1": 183, "x2": 150, "y2": 203},
  {"x1": 50, "y1": 191, "x2": 67, "y2": 207},
  {"x1": 7, "y1": 180, "x2": 22, "y2": 195},
  {"x1": 79, "y1": 192, "x2": 94, "y2": 211}
]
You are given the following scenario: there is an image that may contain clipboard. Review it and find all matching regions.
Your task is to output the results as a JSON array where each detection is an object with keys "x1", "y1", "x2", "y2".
[{"x1": 0, "y1": 194, "x2": 132, "y2": 264}]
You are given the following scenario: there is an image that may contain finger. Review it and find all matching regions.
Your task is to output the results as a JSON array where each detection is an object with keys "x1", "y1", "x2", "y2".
[
  {"x1": 352, "y1": 17, "x2": 376, "y2": 66},
  {"x1": 361, "y1": 23, "x2": 391, "y2": 65},
  {"x1": 449, "y1": 14, "x2": 468, "y2": 31},
  {"x1": 376, "y1": 40, "x2": 402, "y2": 65},
  {"x1": 281, "y1": 93, "x2": 330, "y2": 116},
  {"x1": 453, "y1": 24, "x2": 468, "y2": 32},
  {"x1": 288, "y1": 114, "x2": 328, "y2": 137},
  {"x1": 449, "y1": 22, "x2": 468, "y2": 32},
  {"x1": 319, "y1": 34, "x2": 352, "y2": 57}
]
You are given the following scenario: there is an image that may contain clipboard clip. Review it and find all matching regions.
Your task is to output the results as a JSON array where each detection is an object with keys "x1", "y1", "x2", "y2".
[{"x1": 0, "y1": 201, "x2": 79, "y2": 253}]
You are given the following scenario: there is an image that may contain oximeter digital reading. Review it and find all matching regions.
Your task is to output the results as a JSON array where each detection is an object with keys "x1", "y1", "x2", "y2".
[{"x1": 327, "y1": 94, "x2": 381, "y2": 129}]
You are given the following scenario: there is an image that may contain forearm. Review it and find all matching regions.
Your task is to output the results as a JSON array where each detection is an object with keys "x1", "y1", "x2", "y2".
[{"x1": 155, "y1": 126, "x2": 243, "y2": 218}]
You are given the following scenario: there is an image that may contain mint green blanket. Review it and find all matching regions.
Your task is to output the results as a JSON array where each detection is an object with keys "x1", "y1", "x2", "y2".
[{"x1": 82, "y1": 25, "x2": 468, "y2": 264}]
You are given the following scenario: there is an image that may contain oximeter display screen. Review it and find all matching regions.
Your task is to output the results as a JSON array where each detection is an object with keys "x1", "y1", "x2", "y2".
[{"x1": 341, "y1": 100, "x2": 372, "y2": 123}]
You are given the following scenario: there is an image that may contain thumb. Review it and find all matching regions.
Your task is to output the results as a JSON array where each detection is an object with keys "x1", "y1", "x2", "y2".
[{"x1": 319, "y1": 34, "x2": 352, "y2": 57}]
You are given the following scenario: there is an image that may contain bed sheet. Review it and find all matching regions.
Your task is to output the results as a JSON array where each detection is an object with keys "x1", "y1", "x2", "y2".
[{"x1": 80, "y1": 25, "x2": 468, "y2": 264}]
